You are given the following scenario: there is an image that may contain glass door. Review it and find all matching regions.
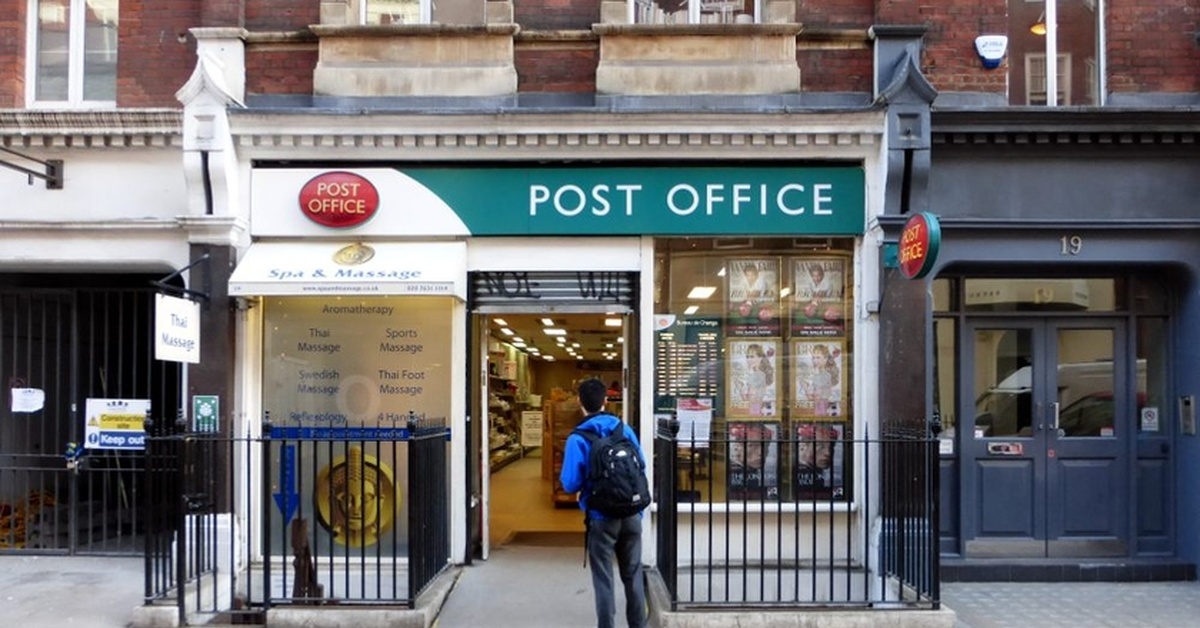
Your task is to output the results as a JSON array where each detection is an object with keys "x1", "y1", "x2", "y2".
[{"x1": 964, "y1": 318, "x2": 1129, "y2": 558}]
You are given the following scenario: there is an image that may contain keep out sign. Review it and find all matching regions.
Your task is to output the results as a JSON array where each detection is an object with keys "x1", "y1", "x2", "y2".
[{"x1": 299, "y1": 172, "x2": 380, "y2": 228}]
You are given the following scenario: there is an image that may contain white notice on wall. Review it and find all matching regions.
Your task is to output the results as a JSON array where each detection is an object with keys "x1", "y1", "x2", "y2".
[
  {"x1": 1141, "y1": 406, "x2": 1160, "y2": 432},
  {"x1": 10, "y1": 388, "x2": 45, "y2": 413},
  {"x1": 521, "y1": 410, "x2": 544, "y2": 448}
]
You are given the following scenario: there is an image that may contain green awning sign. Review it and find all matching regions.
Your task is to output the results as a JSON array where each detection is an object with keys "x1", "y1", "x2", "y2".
[{"x1": 404, "y1": 165, "x2": 865, "y2": 236}]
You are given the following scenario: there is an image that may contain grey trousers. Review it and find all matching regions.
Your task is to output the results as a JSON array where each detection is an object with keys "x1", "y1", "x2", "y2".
[{"x1": 586, "y1": 514, "x2": 647, "y2": 628}]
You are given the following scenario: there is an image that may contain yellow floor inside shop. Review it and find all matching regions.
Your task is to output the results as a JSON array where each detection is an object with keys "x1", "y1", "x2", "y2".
[{"x1": 489, "y1": 449, "x2": 585, "y2": 547}]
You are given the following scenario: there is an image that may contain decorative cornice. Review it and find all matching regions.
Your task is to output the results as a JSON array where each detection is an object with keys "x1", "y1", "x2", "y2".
[
  {"x1": 227, "y1": 110, "x2": 884, "y2": 158},
  {"x1": 0, "y1": 110, "x2": 182, "y2": 148}
]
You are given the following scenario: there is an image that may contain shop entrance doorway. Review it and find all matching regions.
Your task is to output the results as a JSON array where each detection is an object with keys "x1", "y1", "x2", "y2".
[
  {"x1": 472, "y1": 311, "x2": 632, "y2": 559},
  {"x1": 467, "y1": 269, "x2": 638, "y2": 560},
  {"x1": 962, "y1": 318, "x2": 1131, "y2": 558}
]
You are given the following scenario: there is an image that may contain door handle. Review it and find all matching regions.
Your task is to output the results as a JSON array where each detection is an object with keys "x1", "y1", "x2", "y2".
[{"x1": 1051, "y1": 401, "x2": 1060, "y2": 433}]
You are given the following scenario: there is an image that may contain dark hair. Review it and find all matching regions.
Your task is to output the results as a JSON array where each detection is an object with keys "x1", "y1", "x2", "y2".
[{"x1": 578, "y1": 378, "x2": 608, "y2": 414}]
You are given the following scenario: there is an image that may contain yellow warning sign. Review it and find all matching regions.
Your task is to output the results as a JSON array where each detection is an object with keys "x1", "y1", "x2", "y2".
[{"x1": 99, "y1": 413, "x2": 143, "y2": 430}]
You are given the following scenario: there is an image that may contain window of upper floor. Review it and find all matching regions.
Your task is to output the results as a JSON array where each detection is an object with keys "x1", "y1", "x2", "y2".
[
  {"x1": 362, "y1": 0, "x2": 428, "y2": 25},
  {"x1": 26, "y1": 0, "x2": 118, "y2": 108},
  {"x1": 1011, "y1": 0, "x2": 1102, "y2": 106},
  {"x1": 632, "y1": 0, "x2": 763, "y2": 24}
]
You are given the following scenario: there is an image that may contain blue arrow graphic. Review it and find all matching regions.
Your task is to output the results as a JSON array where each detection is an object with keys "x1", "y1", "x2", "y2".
[{"x1": 272, "y1": 444, "x2": 299, "y2": 522}]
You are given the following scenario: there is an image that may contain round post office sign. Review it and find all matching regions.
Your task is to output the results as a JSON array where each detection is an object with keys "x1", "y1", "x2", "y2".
[
  {"x1": 898, "y1": 212, "x2": 940, "y2": 280},
  {"x1": 298, "y1": 172, "x2": 380, "y2": 228}
]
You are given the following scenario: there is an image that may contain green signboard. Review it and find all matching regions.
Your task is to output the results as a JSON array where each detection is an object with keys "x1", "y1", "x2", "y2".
[{"x1": 403, "y1": 165, "x2": 865, "y2": 236}]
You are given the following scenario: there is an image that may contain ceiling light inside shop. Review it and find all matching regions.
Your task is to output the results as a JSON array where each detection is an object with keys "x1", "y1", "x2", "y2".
[
  {"x1": 604, "y1": 318, "x2": 622, "y2": 327},
  {"x1": 513, "y1": 337, "x2": 524, "y2": 343},
  {"x1": 541, "y1": 318, "x2": 555, "y2": 326},
  {"x1": 687, "y1": 286, "x2": 717, "y2": 299},
  {"x1": 571, "y1": 342, "x2": 581, "y2": 348},
  {"x1": 494, "y1": 318, "x2": 508, "y2": 326},
  {"x1": 512, "y1": 341, "x2": 527, "y2": 348},
  {"x1": 544, "y1": 328, "x2": 567, "y2": 336},
  {"x1": 544, "y1": 356, "x2": 556, "y2": 361},
  {"x1": 780, "y1": 287, "x2": 792, "y2": 298},
  {"x1": 684, "y1": 305, "x2": 699, "y2": 315},
  {"x1": 501, "y1": 328, "x2": 514, "y2": 336}
]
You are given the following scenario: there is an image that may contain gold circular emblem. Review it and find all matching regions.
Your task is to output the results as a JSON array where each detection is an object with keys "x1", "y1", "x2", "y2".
[
  {"x1": 332, "y1": 243, "x2": 376, "y2": 266},
  {"x1": 314, "y1": 445, "x2": 397, "y2": 547}
]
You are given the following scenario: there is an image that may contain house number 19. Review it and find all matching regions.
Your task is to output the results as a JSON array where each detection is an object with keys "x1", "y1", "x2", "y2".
[{"x1": 1060, "y1": 235, "x2": 1083, "y2": 255}]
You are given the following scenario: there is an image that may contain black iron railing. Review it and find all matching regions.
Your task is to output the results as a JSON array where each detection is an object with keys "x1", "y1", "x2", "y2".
[
  {"x1": 653, "y1": 418, "x2": 938, "y2": 610},
  {"x1": 143, "y1": 416, "x2": 451, "y2": 624}
]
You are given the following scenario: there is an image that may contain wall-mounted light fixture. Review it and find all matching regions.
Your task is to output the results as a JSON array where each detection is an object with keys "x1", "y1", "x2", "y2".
[{"x1": 1030, "y1": 12, "x2": 1047, "y2": 36}]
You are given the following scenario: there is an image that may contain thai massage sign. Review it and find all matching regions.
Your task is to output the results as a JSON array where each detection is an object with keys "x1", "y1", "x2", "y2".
[
  {"x1": 898, "y1": 212, "x2": 941, "y2": 279},
  {"x1": 251, "y1": 166, "x2": 866, "y2": 237}
]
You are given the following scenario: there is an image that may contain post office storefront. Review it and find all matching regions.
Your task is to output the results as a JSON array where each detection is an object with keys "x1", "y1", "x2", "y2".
[{"x1": 232, "y1": 157, "x2": 878, "y2": 568}]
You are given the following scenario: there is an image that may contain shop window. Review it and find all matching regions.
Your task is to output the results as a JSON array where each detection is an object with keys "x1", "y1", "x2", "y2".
[
  {"x1": 28, "y1": 0, "x2": 118, "y2": 107},
  {"x1": 933, "y1": 317, "x2": 956, "y2": 441},
  {"x1": 1136, "y1": 318, "x2": 1168, "y2": 435},
  {"x1": 1009, "y1": 0, "x2": 1101, "y2": 106},
  {"x1": 260, "y1": 296, "x2": 454, "y2": 554},
  {"x1": 653, "y1": 237, "x2": 854, "y2": 503},
  {"x1": 962, "y1": 278, "x2": 1122, "y2": 312},
  {"x1": 632, "y1": 0, "x2": 760, "y2": 24}
]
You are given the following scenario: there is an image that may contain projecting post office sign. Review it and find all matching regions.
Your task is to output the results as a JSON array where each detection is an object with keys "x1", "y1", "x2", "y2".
[
  {"x1": 298, "y1": 171, "x2": 380, "y2": 228},
  {"x1": 898, "y1": 212, "x2": 941, "y2": 280}
]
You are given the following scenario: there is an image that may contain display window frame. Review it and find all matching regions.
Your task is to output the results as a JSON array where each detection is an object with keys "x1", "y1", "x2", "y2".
[{"x1": 653, "y1": 238, "x2": 854, "y2": 504}]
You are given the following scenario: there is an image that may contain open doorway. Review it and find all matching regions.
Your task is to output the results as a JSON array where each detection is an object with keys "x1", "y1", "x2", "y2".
[{"x1": 473, "y1": 312, "x2": 632, "y2": 558}]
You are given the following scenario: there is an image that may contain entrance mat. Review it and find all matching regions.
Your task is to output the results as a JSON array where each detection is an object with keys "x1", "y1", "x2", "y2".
[{"x1": 504, "y1": 531, "x2": 585, "y2": 547}]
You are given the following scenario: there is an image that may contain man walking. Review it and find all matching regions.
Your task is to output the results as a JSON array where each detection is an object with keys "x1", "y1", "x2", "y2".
[{"x1": 560, "y1": 378, "x2": 648, "y2": 628}]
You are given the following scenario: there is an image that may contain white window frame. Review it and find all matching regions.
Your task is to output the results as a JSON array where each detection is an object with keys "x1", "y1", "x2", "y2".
[
  {"x1": 25, "y1": 0, "x2": 118, "y2": 109},
  {"x1": 629, "y1": 0, "x2": 762, "y2": 25},
  {"x1": 1022, "y1": 0, "x2": 1106, "y2": 106},
  {"x1": 1025, "y1": 52, "x2": 1071, "y2": 105},
  {"x1": 356, "y1": 0, "x2": 431, "y2": 25}
]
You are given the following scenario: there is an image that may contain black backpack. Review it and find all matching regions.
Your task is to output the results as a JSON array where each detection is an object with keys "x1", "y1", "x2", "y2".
[{"x1": 573, "y1": 419, "x2": 651, "y2": 518}]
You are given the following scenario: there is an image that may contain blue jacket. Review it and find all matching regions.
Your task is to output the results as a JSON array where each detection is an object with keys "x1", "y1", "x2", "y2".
[{"x1": 559, "y1": 413, "x2": 646, "y2": 520}]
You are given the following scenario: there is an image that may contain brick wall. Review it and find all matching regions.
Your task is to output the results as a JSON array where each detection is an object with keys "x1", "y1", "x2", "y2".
[
  {"x1": 246, "y1": 0, "x2": 321, "y2": 31},
  {"x1": 799, "y1": 50, "x2": 873, "y2": 93},
  {"x1": 118, "y1": 0, "x2": 204, "y2": 107},
  {"x1": 247, "y1": 47, "x2": 319, "y2": 95},
  {"x1": 0, "y1": 1, "x2": 26, "y2": 107},
  {"x1": 1107, "y1": 0, "x2": 1200, "y2": 94},
  {"x1": 517, "y1": 49, "x2": 598, "y2": 92},
  {"x1": 515, "y1": 0, "x2": 600, "y2": 31}
]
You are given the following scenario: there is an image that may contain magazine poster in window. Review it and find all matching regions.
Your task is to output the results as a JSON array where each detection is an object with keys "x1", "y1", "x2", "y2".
[
  {"x1": 791, "y1": 257, "x2": 846, "y2": 337},
  {"x1": 726, "y1": 258, "x2": 781, "y2": 337},
  {"x1": 728, "y1": 421, "x2": 780, "y2": 500},
  {"x1": 790, "y1": 338, "x2": 846, "y2": 419},
  {"x1": 793, "y1": 422, "x2": 846, "y2": 500},
  {"x1": 725, "y1": 338, "x2": 781, "y2": 419}
]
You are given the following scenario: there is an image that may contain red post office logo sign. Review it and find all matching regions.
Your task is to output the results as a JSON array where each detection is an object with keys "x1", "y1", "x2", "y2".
[
  {"x1": 298, "y1": 172, "x2": 379, "y2": 228},
  {"x1": 898, "y1": 212, "x2": 940, "y2": 280}
]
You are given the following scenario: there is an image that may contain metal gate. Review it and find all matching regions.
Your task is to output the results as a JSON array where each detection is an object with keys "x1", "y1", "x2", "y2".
[{"x1": 0, "y1": 277, "x2": 183, "y2": 554}]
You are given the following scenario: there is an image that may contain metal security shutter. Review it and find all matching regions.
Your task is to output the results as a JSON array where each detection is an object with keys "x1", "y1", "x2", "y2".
[{"x1": 470, "y1": 271, "x2": 636, "y2": 312}]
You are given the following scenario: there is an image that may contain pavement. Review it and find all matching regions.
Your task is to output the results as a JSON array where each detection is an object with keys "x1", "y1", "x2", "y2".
[{"x1": 4, "y1": 552, "x2": 1200, "y2": 628}]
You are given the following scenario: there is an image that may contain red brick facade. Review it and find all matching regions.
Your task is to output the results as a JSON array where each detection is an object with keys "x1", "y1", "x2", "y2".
[
  {"x1": 0, "y1": 2, "x2": 26, "y2": 107},
  {"x1": 0, "y1": 0, "x2": 1195, "y2": 106}
]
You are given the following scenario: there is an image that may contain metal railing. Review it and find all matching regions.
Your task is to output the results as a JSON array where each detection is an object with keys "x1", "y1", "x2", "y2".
[
  {"x1": 143, "y1": 416, "x2": 452, "y2": 624},
  {"x1": 653, "y1": 418, "x2": 938, "y2": 611}
]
